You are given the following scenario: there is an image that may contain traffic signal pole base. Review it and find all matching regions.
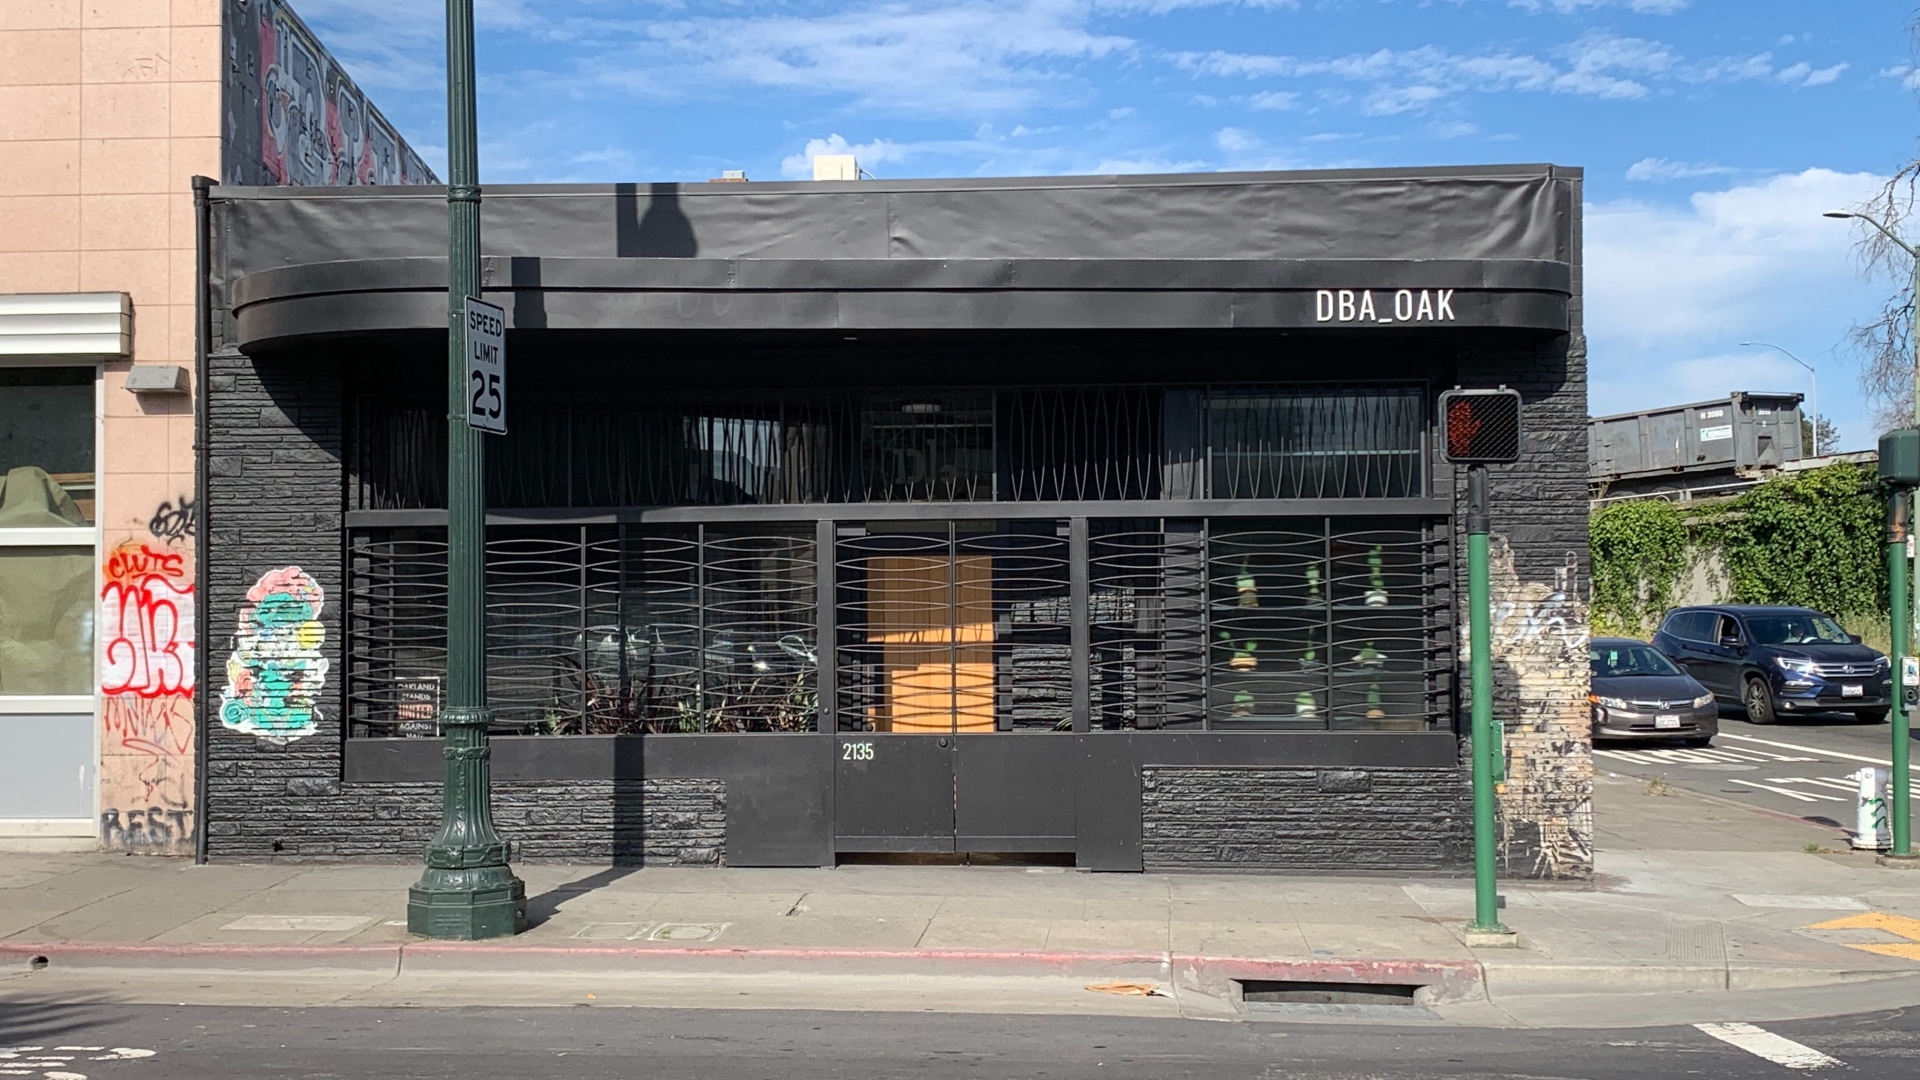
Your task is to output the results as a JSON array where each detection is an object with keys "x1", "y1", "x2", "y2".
[
  {"x1": 1463, "y1": 926, "x2": 1519, "y2": 948},
  {"x1": 1876, "y1": 853, "x2": 1920, "y2": 869}
]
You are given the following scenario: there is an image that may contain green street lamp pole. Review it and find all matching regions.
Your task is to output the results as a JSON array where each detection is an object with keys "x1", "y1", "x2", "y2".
[
  {"x1": 1889, "y1": 487, "x2": 1911, "y2": 859},
  {"x1": 1465, "y1": 465, "x2": 1507, "y2": 934},
  {"x1": 406, "y1": 0, "x2": 526, "y2": 938}
]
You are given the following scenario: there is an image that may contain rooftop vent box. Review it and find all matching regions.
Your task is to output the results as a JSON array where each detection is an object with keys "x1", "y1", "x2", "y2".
[{"x1": 812, "y1": 154, "x2": 858, "y2": 181}]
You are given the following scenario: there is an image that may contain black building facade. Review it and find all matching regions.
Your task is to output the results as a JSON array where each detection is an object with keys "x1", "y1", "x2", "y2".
[{"x1": 197, "y1": 166, "x2": 1593, "y2": 876}]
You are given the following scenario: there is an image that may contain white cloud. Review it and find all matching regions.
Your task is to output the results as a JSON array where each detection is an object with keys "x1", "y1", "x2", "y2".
[
  {"x1": 1089, "y1": 155, "x2": 1211, "y2": 174},
  {"x1": 648, "y1": 2, "x2": 1133, "y2": 114},
  {"x1": 1625, "y1": 157, "x2": 1737, "y2": 182},
  {"x1": 1586, "y1": 169, "x2": 1889, "y2": 435},
  {"x1": 1172, "y1": 33, "x2": 1851, "y2": 115},
  {"x1": 1639, "y1": 352, "x2": 1812, "y2": 408},
  {"x1": 1510, "y1": 0, "x2": 1688, "y2": 12},
  {"x1": 1093, "y1": 0, "x2": 1298, "y2": 10},
  {"x1": 1799, "y1": 62, "x2": 1848, "y2": 87},
  {"x1": 1108, "y1": 106, "x2": 1137, "y2": 119},
  {"x1": 1883, "y1": 65, "x2": 1920, "y2": 90},
  {"x1": 1213, "y1": 126, "x2": 1257, "y2": 152},
  {"x1": 1588, "y1": 168, "x2": 1886, "y2": 349},
  {"x1": 1245, "y1": 90, "x2": 1299, "y2": 110},
  {"x1": 1172, "y1": 33, "x2": 1683, "y2": 113},
  {"x1": 779, "y1": 134, "x2": 914, "y2": 179}
]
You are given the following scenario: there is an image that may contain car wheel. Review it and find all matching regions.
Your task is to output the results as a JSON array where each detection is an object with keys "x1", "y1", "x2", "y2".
[
  {"x1": 1856, "y1": 709, "x2": 1890, "y2": 725},
  {"x1": 1743, "y1": 677, "x2": 1777, "y2": 725}
]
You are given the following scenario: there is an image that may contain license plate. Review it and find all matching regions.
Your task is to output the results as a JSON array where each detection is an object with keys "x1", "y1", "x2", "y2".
[
  {"x1": 1655, "y1": 715, "x2": 1681, "y2": 729},
  {"x1": 1842, "y1": 684, "x2": 1864, "y2": 697}
]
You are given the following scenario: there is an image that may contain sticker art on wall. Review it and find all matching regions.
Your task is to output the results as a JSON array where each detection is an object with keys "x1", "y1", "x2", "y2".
[{"x1": 220, "y1": 567, "x2": 330, "y2": 744}]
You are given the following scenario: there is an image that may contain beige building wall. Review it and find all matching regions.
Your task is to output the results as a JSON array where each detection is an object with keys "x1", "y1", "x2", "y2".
[{"x1": 3, "y1": 0, "x2": 224, "y2": 853}]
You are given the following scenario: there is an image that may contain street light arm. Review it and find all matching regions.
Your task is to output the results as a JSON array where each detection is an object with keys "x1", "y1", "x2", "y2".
[
  {"x1": 1739, "y1": 340, "x2": 1814, "y2": 376},
  {"x1": 1830, "y1": 209, "x2": 1920, "y2": 260}
]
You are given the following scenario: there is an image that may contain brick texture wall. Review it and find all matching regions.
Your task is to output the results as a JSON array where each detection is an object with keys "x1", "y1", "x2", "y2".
[
  {"x1": 1456, "y1": 338, "x2": 1594, "y2": 876},
  {"x1": 201, "y1": 348, "x2": 726, "y2": 864},
  {"x1": 1140, "y1": 766, "x2": 1473, "y2": 872}
]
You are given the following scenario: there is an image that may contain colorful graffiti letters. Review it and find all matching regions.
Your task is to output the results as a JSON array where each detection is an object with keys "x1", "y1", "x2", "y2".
[
  {"x1": 258, "y1": 0, "x2": 427, "y2": 187},
  {"x1": 220, "y1": 566, "x2": 329, "y2": 744},
  {"x1": 100, "y1": 541, "x2": 196, "y2": 699}
]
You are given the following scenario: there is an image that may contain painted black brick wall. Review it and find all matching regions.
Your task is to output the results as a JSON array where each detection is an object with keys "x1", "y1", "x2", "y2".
[
  {"x1": 202, "y1": 349, "x2": 725, "y2": 864},
  {"x1": 1140, "y1": 766, "x2": 1472, "y2": 872}
]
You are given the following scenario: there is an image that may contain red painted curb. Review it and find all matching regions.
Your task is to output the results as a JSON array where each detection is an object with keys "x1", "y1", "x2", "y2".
[{"x1": 0, "y1": 940, "x2": 1479, "y2": 985}]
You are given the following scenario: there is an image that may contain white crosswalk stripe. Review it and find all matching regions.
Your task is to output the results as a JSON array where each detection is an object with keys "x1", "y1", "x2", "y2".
[
  {"x1": 1725, "y1": 778, "x2": 1846, "y2": 802},
  {"x1": 1695, "y1": 1022, "x2": 1845, "y2": 1070}
]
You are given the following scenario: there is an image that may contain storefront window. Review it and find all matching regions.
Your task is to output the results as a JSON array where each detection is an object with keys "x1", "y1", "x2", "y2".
[
  {"x1": 0, "y1": 368, "x2": 94, "y2": 523},
  {"x1": 1207, "y1": 388, "x2": 1424, "y2": 499},
  {"x1": 346, "y1": 524, "x2": 818, "y2": 735},
  {"x1": 352, "y1": 383, "x2": 1427, "y2": 510},
  {"x1": 0, "y1": 367, "x2": 96, "y2": 696}
]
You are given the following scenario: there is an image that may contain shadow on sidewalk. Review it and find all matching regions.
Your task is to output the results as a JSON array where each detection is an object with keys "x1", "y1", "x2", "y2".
[{"x1": 525, "y1": 866, "x2": 642, "y2": 929}]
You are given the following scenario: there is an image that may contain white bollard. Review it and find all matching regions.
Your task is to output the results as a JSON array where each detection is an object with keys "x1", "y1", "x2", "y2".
[{"x1": 1852, "y1": 766, "x2": 1892, "y2": 851}]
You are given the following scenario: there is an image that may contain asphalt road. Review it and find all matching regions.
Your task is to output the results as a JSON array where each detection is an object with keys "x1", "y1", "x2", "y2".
[
  {"x1": 1593, "y1": 705, "x2": 1920, "y2": 834},
  {"x1": 1, "y1": 1002, "x2": 1916, "y2": 1080}
]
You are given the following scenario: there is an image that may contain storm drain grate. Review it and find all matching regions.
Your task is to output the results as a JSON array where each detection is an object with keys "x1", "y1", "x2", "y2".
[{"x1": 1237, "y1": 980, "x2": 1421, "y2": 1006}]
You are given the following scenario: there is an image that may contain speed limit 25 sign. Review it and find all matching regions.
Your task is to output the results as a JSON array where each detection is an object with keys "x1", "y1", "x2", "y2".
[{"x1": 464, "y1": 296, "x2": 506, "y2": 434}]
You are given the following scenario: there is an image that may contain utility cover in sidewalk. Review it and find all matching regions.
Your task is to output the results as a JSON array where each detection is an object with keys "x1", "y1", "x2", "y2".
[
  {"x1": 1732, "y1": 894, "x2": 1867, "y2": 910},
  {"x1": 219, "y1": 915, "x2": 372, "y2": 932},
  {"x1": 648, "y1": 923, "x2": 727, "y2": 942},
  {"x1": 573, "y1": 923, "x2": 655, "y2": 940}
]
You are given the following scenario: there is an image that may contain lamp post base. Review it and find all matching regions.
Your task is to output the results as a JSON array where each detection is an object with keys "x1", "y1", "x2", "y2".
[
  {"x1": 408, "y1": 866, "x2": 527, "y2": 939},
  {"x1": 1876, "y1": 853, "x2": 1920, "y2": 870}
]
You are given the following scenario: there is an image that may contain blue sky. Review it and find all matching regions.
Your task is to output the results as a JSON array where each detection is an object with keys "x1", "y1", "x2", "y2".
[{"x1": 298, "y1": 0, "x2": 1920, "y2": 450}]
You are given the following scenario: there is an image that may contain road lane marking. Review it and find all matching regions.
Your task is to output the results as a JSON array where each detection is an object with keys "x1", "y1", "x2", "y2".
[
  {"x1": 1719, "y1": 732, "x2": 1920, "y2": 772},
  {"x1": 1725, "y1": 778, "x2": 1844, "y2": 802},
  {"x1": 1694, "y1": 1022, "x2": 1845, "y2": 1070},
  {"x1": 1805, "y1": 912, "x2": 1920, "y2": 962},
  {"x1": 1792, "y1": 777, "x2": 1861, "y2": 791}
]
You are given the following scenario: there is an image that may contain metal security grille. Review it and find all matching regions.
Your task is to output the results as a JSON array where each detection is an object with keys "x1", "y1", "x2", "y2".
[
  {"x1": 346, "y1": 525, "x2": 817, "y2": 735},
  {"x1": 350, "y1": 383, "x2": 1425, "y2": 510},
  {"x1": 348, "y1": 516, "x2": 1446, "y2": 736},
  {"x1": 1001, "y1": 387, "x2": 1160, "y2": 501},
  {"x1": 1089, "y1": 521, "x2": 1207, "y2": 729},
  {"x1": 834, "y1": 523, "x2": 1072, "y2": 733},
  {"x1": 1207, "y1": 518, "x2": 1449, "y2": 730},
  {"x1": 1207, "y1": 388, "x2": 1425, "y2": 499}
]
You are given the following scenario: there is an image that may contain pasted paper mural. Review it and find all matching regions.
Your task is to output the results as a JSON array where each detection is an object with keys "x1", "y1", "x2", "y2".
[{"x1": 220, "y1": 567, "x2": 329, "y2": 744}]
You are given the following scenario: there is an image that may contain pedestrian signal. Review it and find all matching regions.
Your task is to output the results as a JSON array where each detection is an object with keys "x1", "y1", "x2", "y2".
[{"x1": 1439, "y1": 388, "x2": 1523, "y2": 464}]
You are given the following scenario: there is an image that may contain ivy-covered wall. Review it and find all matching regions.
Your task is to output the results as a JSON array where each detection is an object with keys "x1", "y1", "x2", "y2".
[{"x1": 1591, "y1": 463, "x2": 1888, "y2": 638}]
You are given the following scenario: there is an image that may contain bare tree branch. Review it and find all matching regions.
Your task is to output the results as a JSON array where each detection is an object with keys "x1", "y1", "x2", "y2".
[{"x1": 1847, "y1": 163, "x2": 1920, "y2": 433}]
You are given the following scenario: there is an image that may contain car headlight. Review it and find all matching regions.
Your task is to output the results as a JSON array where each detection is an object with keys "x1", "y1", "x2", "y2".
[
  {"x1": 1692, "y1": 693, "x2": 1714, "y2": 708},
  {"x1": 1590, "y1": 695, "x2": 1630, "y2": 710},
  {"x1": 1876, "y1": 655, "x2": 1892, "y2": 671},
  {"x1": 1773, "y1": 656, "x2": 1815, "y2": 675}
]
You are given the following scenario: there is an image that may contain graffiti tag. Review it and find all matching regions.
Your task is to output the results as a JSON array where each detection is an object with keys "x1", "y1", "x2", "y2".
[
  {"x1": 147, "y1": 497, "x2": 196, "y2": 543},
  {"x1": 99, "y1": 542, "x2": 195, "y2": 700},
  {"x1": 220, "y1": 567, "x2": 329, "y2": 744}
]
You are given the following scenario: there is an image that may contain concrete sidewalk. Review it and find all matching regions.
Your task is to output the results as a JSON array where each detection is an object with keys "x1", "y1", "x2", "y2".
[{"x1": 4, "y1": 773, "x2": 1920, "y2": 1026}]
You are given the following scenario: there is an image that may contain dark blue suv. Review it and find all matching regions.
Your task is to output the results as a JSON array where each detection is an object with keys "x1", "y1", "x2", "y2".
[{"x1": 1651, "y1": 606, "x2": 1890, "y2": 725}]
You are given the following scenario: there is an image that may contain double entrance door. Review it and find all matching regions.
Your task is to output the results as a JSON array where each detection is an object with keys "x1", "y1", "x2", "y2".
[{"x1": 830, "y1": 523, "x2": 1077, "y2": 853}]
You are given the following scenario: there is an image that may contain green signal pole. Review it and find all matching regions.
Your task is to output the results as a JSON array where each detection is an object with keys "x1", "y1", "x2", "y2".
[
  {"x1": 1465, "y1": 466, "x2": 1511, "y2": 937},
  {"x1": 1889, "y1": 489, "x2": 1914, "y2": 862},
  {"x1": 406, "y1": 0, "x2": 525, "y2": 938}
]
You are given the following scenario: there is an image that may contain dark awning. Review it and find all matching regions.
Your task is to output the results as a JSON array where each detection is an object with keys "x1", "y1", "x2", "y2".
[{"x1": 230, "y1": 254, "x2": 1571, "y2": 348}]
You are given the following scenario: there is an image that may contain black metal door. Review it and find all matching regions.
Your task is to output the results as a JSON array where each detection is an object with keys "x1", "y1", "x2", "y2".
[
  {"x1": 833, "y1": 735, "x2": 955, "y2": 852},
  {"x1": 954, "y1": 736, "x2": 1075, "y2": 851}
]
